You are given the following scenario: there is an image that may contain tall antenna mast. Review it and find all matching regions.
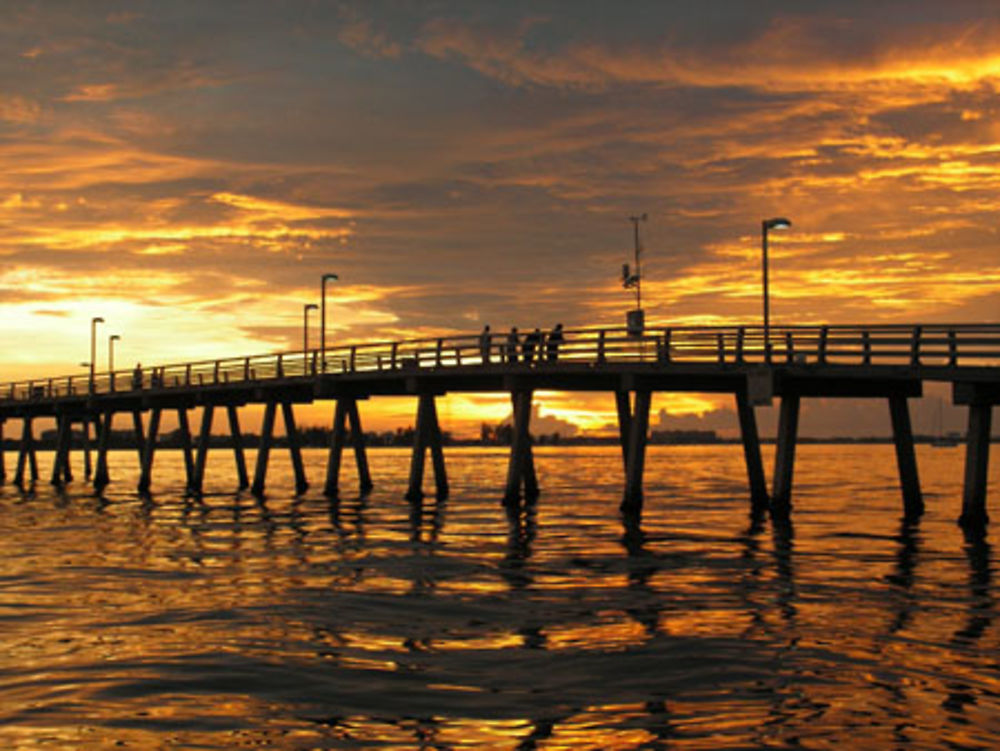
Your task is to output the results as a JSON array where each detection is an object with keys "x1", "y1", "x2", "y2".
[{"x1": 628, "y1": 213, "x2": 647, "y2": 312}]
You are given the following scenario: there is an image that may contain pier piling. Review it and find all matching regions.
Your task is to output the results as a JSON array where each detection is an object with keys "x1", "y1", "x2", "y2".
[
  {"x1": 771, "y1": 394, "x2": 801, "y2": 516},
  {"x1": 888, "y1": 395, "x2": 923, "y2": 517},
  {"x1": 407, "y1": 393, "x2": 448, "y2": 501},
  {"x1": 621, "y1": 390, "x2": 651, "y2": 514},
  {"x1": 960, "y1": 402, "x2": 993, "y2": 528},
  {"x1": 736, "y1": 391, "x2": 769, "y2": 508}
]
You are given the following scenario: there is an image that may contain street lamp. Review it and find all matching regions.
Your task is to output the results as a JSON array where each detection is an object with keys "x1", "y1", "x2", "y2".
[
  {"x1": 90, "y1": 316, "x2": 104, "y2": 392},
  {"x1": 761, "y1": 217, "x2": 791, "y2": 361},
  {"x1": 303, "y1": 303, "x2": 318, "y2": 374},
  {"x1": 320, "y1": 273, "x2": 338, "y2": 373},
  {"x1": 108, "y1": 334, "x2": 120, "y2": 373}
]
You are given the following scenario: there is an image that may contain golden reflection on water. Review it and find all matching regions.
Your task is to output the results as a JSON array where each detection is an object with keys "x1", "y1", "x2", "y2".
[{"x1": 0, "y1": 445, "x2": 996, "y2": 748}]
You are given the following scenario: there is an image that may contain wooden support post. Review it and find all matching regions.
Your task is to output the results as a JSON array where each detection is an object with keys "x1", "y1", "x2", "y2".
[
  {"x1": 406, "y1": 396, "x2": 429, "y2": 501},
  {"x1": 888, "y1": 395, "x2": 924, "y2": 518},
  {"x1": 406, "y1": 394, "x2": 449, "y2": 501},
  {"x1": 138, "y1": 408, "x2": 161, "y2": 493},
  {"x1": 192, "y1": 405, "x2": 214, "y2": 494},
  {"x1": 251, "y1": 401, "x2": 277, "y2": 496},
  {"x1": 176, "y1": 408, "x2": 195, "y2": 491},
  {"x1": 736, "y1": 391, "x2": 769, "y2": 508},
  {"x1": 615, "y1": 391, "x2": 632, "y2": 473},
  {"x1": 771, "y1": 394, "x2": 801, "y2": 516},
  {"x1": 227, "y1": 406, "x2": 249, "y2": 490},
  {"x1": 347, "y1": 399, "x2": 374, "y2": 493},
  {"x1": 425, "y1": 394, "x2": 449, "y2": 499},
  {"x1": 94, "y1": 412, "x2": 113, "y2": 489},
  {"x1": 503, "y1": 390, "x2": 534, "y2": 506},
  {"x1": 82, "y1": 418, "x2": 93, "y2": 480},
  {"x1": 132, "y1": 411, "x2": 145, "y2": 468},
  {"x1": 324, "y1": 399, "x2": 348, "y2": 497},
  {"x1": 621, "y1": 390, "x2": 651, "y2": 514},
  {"x1": 50, "y1": 415, "x2": 70, "y2": 486},
  {"x1": 959, "y1": 403, "x2": 993, "y2": 528},
  {"x1": 15, "y1": 417, "x2": 37, "y2": 486},
  {"x1": 281, "y1": 401, "x2": 309, "y2": 495}
]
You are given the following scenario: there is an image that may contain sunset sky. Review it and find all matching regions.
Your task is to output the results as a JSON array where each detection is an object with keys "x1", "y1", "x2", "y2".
[{"x1": 2, "y1": 1, "x2": 999, "y2": 437}]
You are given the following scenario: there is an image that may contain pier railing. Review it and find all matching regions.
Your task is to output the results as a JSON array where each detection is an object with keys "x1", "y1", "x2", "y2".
[{"x1": 4, "y1": 323, "x2": 999, "y2": 402}]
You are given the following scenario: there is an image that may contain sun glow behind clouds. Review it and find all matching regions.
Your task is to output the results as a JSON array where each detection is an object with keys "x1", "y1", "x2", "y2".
[{"x1": 1, "y1": 4, "x2": 999, "y2": 436}]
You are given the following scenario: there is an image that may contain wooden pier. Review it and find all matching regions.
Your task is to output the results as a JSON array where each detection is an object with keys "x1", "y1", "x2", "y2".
[{"x1": 0, "y1": 323, "x2": 997, "y2": 527}]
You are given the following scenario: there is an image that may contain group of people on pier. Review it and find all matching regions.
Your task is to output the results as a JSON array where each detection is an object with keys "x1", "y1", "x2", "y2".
[{"x1": 479, "y1": 323, "x2": 564, "y2": 365}]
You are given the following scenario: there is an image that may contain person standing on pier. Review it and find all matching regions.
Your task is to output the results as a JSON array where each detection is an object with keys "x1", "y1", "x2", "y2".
[
  {"x1": 506, "y1": 327, "x2": 519, "y2": 363},
  {"x1": 132, "y1": 363, "x2": 143, "y2": 390},
  {"x1": 479, "y1": 325, "x2": 492, "y2": 364},
  {"x1": 523, "y1": 328, "x2": 542, "y2": 364},
  {"x1": 546, "y1": 323, "x2": 564, "y2": 362}
]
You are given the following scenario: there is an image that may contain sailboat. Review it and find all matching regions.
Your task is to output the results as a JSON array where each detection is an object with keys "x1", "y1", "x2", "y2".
[{"x1": 931, "y1": 397, "x2": 960, "y2": 447}]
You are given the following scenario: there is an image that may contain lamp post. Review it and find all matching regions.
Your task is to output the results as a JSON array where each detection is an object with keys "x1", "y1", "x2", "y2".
[
  {"x1": 303, "y1": 303, "x2": 318, "y2": 374},
  {"x1": 761, "y1": 217, "x2": 791, "y2": 360},
  {"x1": 108, "y1": 334, "x2": 120, "y2": 373},
  {"x1": 320, "y1": 273, "x2": 338, "y2": 373},
  {"x1": 90, "y1": 316, "x2": 104, "y2": 392}
]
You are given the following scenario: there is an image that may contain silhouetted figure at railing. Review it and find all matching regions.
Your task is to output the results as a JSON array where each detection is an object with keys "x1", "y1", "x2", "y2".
[
  {"x1": 546, "y1": 323, "x2": 564, "y2": 362},
  {"x1": 523, "y1": 328, "x2": 542, "y2": 364},
  {"x1": 132, "y1": 363, "x2": 143, "y2": 390},
  {"x1": 479, "y1": 325, "x2": 491, "y2": 364},
  {"x1": 506, "y1": 327, "x2": 519, "y2": 363}
]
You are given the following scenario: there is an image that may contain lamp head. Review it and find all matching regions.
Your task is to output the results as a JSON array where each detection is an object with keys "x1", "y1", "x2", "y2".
[
  {"x1": 322, "y1": 273, "x2": 339, "y2": 282},
  {"x1": 110, "y1": 334, "x2": 120, "y2": 341},
  {"x1": 92, "y1": 316, "x2": 105, "y2": 324},
  {"x1": 763, "y1": 217, "x2": 792, "y2": 231},
  {"x1": 305, "y1": 303, "x2": 318, "y2": 311}
]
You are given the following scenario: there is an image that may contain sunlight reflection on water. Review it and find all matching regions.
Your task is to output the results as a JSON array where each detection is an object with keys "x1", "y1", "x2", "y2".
[{"x1": 0, "y1": 445, "x2": 997, "y2": 749}]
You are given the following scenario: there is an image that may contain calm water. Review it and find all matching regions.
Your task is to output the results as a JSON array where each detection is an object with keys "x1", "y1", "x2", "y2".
[{"x1": 0, "y1": 445, "x2": 998, "y2": 749}]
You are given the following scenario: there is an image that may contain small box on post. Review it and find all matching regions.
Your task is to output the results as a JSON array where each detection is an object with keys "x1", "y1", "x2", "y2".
[{"x1": 626, "y1": 309, "x2": 645, "y2": 337}]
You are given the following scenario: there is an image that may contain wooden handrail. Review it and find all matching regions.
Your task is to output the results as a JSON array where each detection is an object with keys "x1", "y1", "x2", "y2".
[{"x1": 1, "y1": 323, "x2": 997, "y2": 402}]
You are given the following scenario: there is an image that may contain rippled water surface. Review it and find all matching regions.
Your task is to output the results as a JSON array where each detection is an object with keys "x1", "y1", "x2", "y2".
[{"x1": 1, "y1": 444, "x2": 998, "y2": 749}]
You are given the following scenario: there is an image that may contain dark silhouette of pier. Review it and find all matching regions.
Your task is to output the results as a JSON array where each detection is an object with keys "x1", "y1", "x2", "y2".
[{"x1": 1, "y1": 324, "x2": 997, "y2": 527}]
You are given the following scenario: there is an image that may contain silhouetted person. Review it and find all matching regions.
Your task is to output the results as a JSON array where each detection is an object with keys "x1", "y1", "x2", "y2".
[
  {"x1": 523, "y1": 328, "x2": 542, "y2": 364},
  {"x1": 479, "y1": 324, "x2": 492, "y2": 364},
  {"x1": 546, "y1": 323, "x2": 564, "y2": 362},
  {"x1": 506, "y1": 327, "x2": 519, "y2": 363},
  {"x1": 132, "y1": 362, "x2": 143, "y2": 390}
]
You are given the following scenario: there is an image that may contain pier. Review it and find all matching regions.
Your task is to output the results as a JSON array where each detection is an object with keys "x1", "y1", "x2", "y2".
[{"x1": 0, "y1": 323, "x2": 997, "y2": 527}]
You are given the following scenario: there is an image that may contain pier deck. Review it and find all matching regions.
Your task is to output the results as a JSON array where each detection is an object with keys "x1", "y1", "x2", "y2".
[{"x1": 1, "y1": 323, "x2": 997, "y2": 527}]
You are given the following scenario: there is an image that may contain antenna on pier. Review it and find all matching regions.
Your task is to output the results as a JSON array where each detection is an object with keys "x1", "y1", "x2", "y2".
[{"x1": 622, "y1": 213, "x2": 647, "y2": 335}]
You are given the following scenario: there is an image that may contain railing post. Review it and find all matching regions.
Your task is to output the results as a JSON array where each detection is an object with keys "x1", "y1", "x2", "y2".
[
  {"x1": 391, "y1": 342, "x2": 398, "y2": 369},
  {"x1": 436, "y1": 338, "x2": 443, "y2": 367},
  {"x1": 244, "y1": 357, "x2": 250, "y2": 381},
  {"x1": 455, "y1": 347, "x2": 462, "y2": 366},
  {"x1": 214, "y1": 360, "x2": 220, "y2": 383},
  {"x1": 662, "y1": 329, "x2": 671, "y2": 363},
  {"x1": 277, "y1": 353, "x2": 285, "y2": 377},
  {"x1": 185, "y1": 364, "x2": 192, "y2": 385},
  {"x1": 948, "y1": 329, "x2": 958, "y2": 366},
  {"x1": 909, "y1": 325, "x2": 922, "y2": 366},
  {"x1": 377, "y1": 355, "x2": 383, "y2": 371},
  {"x1": 862, "y1": 330, "x2": 872, "y2": 365},
  {"x1": 716, "y1": 332, "x2": 725, "y2": 364},
  {"x1": 350, "y1": 346, "x2": 357, "y2": 372},
  {"x1": 785, "y1": 331, "x2": 795, "y2": 364},
  {"x1": 817, "y1": 326, "x2": 829, "y2": 364},
  {"x1": 597, "y1": 330, "x2": 606, "y2": 364},
  {"x1": 735, "y1": 328, "x2": 745, "y2": 363}
]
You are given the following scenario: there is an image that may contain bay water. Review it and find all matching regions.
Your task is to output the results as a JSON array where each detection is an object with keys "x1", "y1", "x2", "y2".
[{"x1": 0, "y1": 445, "x2": 997, "y2": 749}]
